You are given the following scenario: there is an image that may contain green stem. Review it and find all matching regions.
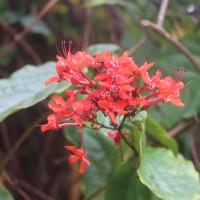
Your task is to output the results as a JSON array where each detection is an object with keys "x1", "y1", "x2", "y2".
[
  {"x1": 84, "y1": 185, "x2": 106, "y2": 200},
  {"x1": 118, "y1": 129, "x2": 138, "y2": 157}
]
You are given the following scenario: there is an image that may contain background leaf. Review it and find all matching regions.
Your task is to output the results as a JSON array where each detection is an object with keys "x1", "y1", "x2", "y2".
[
  {"x1": 84, "y1": 0, "x2": 125, "y2": 7},
  {"x1": 87, "y1": 44, "x2": 120, "y2": 55},
  {"x1": 105, "y1": 163, "x2": 160, "y2": 200},
  {"x1": 138, "y1": 147, "x2": 200, "y2": 200},
  {"x1": 20, "y1": 15, "x2": 52, "y2": 36},
  {"x1": 145, "y1": 115, "x2": 178, "y2": 154},
  {"x1": 0, "y1": 62, "x2": 70, "y2": 122},
  {"x1": 0, "y1": 185, "x2": 14, "y2": 200}
]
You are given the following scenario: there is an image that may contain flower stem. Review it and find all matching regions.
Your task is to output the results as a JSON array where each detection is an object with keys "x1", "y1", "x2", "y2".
[{"x1": 118, "y1": 129, "x2": 138, "y2": 156}]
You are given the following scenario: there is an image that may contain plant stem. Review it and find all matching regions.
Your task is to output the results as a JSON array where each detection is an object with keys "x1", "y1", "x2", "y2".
[
  {"x1": 84, "y1": 185, "x2": 106, "y2": 200},
  {"x1": 157, "y1": 0, "x2": 170, "y2": 27},
  {"x1": 118, "y1": 129, "x2": 138, "y2": 156}
]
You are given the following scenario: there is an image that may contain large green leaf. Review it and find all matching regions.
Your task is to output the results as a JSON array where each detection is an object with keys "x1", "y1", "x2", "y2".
[
  {"x1": 138, "y1": 147, "x2": 200, "y2": 200},
  {"x1": 105, "y1": 163, "x2": 160, "y2": 200},
  {"x1": 87, "y1": 44, "x2": 120, "y2": 55},
  {"x1": 0, "y1": 62, "x2": 70, "y2": 122},
  {"x1": 0, "y1": 185, "x2": 14, "y2": 200},
  {"x1": 145, "y1": 115, "x2": 178, "y2": 154},
  {"x1": 64, "y1": 127, "x2": 120, "y2": 198}
]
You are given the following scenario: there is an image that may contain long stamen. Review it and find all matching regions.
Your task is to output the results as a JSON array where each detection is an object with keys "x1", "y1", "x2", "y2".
[
  {"x1": 174, "y1": 67, "x2": 186, "y2": 83},
  {"x1": 61, "y1": 41, "x2": 67, "y2": 58}
]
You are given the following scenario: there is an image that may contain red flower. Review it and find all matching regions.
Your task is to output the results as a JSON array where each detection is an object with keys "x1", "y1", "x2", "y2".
[
  {"x1": 108, "y1": 130, "x2": 128, "y2": 145},
  {"x1": 156, "y1": 76, "x2": 185, "y2": 106},
  {"x1": 65, "y1": 146, "x2": 90, "y2": 174},
  {"x1": 41, "y1": 114, "x2": 59, "y2": 132},
  {"x1": 48, "y1": 90, "x2": 76, "y2": 115},
  {"x1": 45, "y1": 56, "x2": 71, "y2": 85},
  {"x1": 118, "y1": 51, "x2": 139, "y2": 74},
  {"x1": 98, "y1": 99, "x2": 128, "y2": 124},
  {"x1": 139, "y1": 62, "x2": 155, "y2": 84},
  {"x1": 155, "y1": 68, "x2": 185, "y2": 107}
]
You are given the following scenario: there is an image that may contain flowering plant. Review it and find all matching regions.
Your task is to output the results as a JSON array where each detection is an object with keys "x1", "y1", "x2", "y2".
[{"x1": 41, "y1": 41, "x2": 185, "y2": 173}]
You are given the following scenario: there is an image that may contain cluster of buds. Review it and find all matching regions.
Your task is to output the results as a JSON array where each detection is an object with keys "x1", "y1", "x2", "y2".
[{"x1": 41, "y1": 41, "x2": 185, "y2": 173}]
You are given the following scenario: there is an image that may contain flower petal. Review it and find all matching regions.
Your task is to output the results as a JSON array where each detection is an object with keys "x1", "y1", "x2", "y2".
[
  {"x1": 79, "y1": 161, "x2": 86, "y2": 174},
  {"x1": 45, "y1": 76, "x2": 59, "y2": 86},
  {"x1": 69, "y1": 155, "x2": 79, "y2": 163}
]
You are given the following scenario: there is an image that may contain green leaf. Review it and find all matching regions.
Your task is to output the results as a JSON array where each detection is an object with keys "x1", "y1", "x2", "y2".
[
  {"x1": 124, "y1": 111, "x2": 147, "y2": 156},
  {"x1": 0, "y1": 185, "x2": 14, "y2": 200},
  {"x1": 105, "y1": 163, "x2": 160, "y2": 200},
  {"x1": 0, "y1": 62, "x2": 70, "y2": 122},
  {"x1": 96, "y1": 111, "x2": 111, "y2": 136},
  {"x1": 64, "y1": 127, "x2": 120, "y2": 198},
  {"x1": 20, "y1": 15, "x2": 52, "y2": 36},
  {"x1": 145, "y1": 115, "x2": 178, "y2": 154},
  {"x1": 87, "y1": 44, "x2": 120, "y2": 55},
  {"x1": 138, "y1": 147, "x2": 200, "y2": 200},
  {"x1": 84, "y1": 0, "x2": 125, "y2": 7}
]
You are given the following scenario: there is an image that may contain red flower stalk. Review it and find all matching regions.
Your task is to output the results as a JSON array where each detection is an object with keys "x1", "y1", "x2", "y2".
[
  {"x1": 108, "y1": 130, "x2": 128, "y2": 145},
  {"x1": 65, "y1": 146, "x2": 90, "y2": 174}
]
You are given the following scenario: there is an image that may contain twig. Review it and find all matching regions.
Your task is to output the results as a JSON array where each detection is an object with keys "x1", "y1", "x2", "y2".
[
  {"x1": 18, "y1": 179, "x2": 55, "y2": 200},
  {"x1": 0, "y1": 113, "x2": 49, "y2": 173},
  {"x1": 140, "y1": 0, "x2": 200, "y2": 72},
  {"x1": 127, "y1": 34, "x2": 146, "y2": 56},
  {"x1": 2, "y1": 170, "x2": 32, "y2": 200},
  {"x1": 0, "y1": 0, "x2": 58, "y2": 59},
  {"x1": 0, "y1": 122, "x2": 12, "y2": 151},
  {"x1": 157, "y1": 0, "x2": 170, "y2": 27},
  {"x1": 0, "y1": 20, "x2": 42, "y2": 64},
  {"x1": 141, "y1": 20, "x2": 200, "y2": 71},
  {"x1": 189, "y1": 127, "x2": 200, "y2": 169},
  {"x1": 168, "y1": 119, "x2": 194, "y2": 137},
  {"x1": 82, "y1": 3, "x2": 92, "y2": 50},
  {"x1": 84, "y1": 185, "x2": 106, "y2": 200}
]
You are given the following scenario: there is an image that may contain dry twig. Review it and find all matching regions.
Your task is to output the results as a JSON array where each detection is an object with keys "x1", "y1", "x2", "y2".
[
  {"x1": 0, "y1": 20, "x2": 42, "y2": 64},
  {"x1": 141, "y1": 0, "x2": 200, "y2": 72},
  {"x1": 0, "y1": 0, "x2": 58, "y2": 59}
]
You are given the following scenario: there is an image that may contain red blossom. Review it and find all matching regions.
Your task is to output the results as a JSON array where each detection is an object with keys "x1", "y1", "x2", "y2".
[
  {"x1": 108, "y1": 131, "x2": 128, "y2": 145},
  {"x1": 65, "y1": 146, "x2": 90, "y2": 174},
  {"x1": 98, "y1": 99, "x2": 128, "y2": 124},
  {"x1": 45, "y1": 56, "x2": 71, "y2": 85},
  {"x1": 41, "y1": 114, "x2": 59, "y2": 132}
]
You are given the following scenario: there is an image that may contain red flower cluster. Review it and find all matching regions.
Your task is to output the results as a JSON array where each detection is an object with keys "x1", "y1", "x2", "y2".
[{"x1": 41, "y1": 41, "x2": 185, "y2": 173}]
